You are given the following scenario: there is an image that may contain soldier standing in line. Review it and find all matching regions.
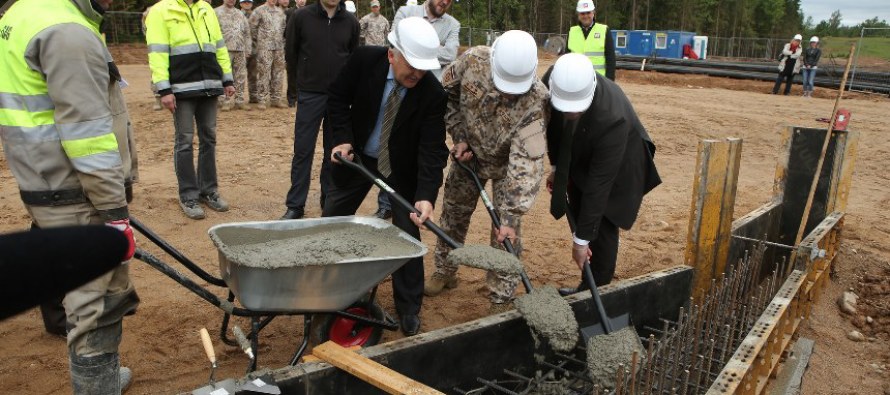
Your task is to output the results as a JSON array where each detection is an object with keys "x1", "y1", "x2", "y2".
[
  {"x1": 217, "y1": 0, "x2": 253, "y2": 111},
  {"x1": 241, "y1": 0, "x2": 259, "y2": 104},
  {"x1": 359, "y1": 0, "x2": 389, "y2": 46},
  {"x1": 425, "y1": 31, "x2": 550, "y2": 313},
  {"x1": 249, "y1": 0, "x2": 287, "y2": 109}
]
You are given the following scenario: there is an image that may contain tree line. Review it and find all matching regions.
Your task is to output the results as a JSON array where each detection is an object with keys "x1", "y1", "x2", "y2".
[{"x1": 110, "y1": 0, "x2": 888, "y2": 38}]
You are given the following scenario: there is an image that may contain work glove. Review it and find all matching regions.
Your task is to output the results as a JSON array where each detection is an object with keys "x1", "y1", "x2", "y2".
[{"x1": 106, "y1": 218, "x2": 136, "y2": 261}]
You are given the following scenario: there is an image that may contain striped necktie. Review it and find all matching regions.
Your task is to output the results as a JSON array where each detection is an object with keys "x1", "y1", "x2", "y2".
[{"x1": 377, "y1": 81, "x2": 403, "y2": 178}]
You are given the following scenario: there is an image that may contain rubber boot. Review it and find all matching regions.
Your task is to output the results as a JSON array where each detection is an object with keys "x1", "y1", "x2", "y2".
[
  {"x1": 423, "y1": 272, "x2": 458, "y2": 296},
  {"x1": 70, "y1": 352, "x2": 123, "y2": 395}
]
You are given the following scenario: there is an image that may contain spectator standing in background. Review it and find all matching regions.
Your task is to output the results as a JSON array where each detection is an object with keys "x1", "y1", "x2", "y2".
[
  {"x1": 772, "y1": 34, "x2": 803, "y2": 95},
  {"x1": 567, "y1": 0, "x2": 616, "y2": 81},
  {"x1": 801, "y1": 36, "x2": 822, "y2": 98},
  {"x1": 360, "y1": 0, "x2": 390, "y2": 46},
  {"x1": 216, "y1": 0, "x2": 253, "y2": 111},
  {"x1": 249, "y1": 0, "x2": 288, "y2": 109},
  {"x1": 284, "y1": 0, "x2": 307, "y2": 107}
]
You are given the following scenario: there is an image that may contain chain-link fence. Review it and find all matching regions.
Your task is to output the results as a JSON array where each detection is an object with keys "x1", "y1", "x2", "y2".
[
  {"x1": 849, "y1": 27, "x2": 890, "y2": 92},
  {"x1": 104, "y1": 11, "x2": 146, "y2": 44}
]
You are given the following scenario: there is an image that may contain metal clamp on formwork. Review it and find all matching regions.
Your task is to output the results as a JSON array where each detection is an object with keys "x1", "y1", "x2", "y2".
[{"x1": 730, "y1": 235, "x2": 827, "y2": 261}]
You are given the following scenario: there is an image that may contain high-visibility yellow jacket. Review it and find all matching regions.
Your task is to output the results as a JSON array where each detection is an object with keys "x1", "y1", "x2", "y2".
[
  {"x1": 0, "y1": 0, "x2": 130, "y2": 219},
  {"x1": 145, "y1": 0, "x2": 234, "y2": 98},
  {"x1": 568, "y1": 23, "x2": 608, "y2": 76}
]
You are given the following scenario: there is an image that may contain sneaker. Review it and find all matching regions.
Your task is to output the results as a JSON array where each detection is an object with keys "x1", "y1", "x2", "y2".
[
  {"x1": 120, "y1": 367, "x2": 133, "y2": 392},
  {"x1": 199, "y1": 192, "x2": 229, "y2": 212},
  {"x1": 423, "y1": 272, "x2": 458, "y2": 296},
  {"x1": 180, "y1": 200, "x2": 205, "y2": 220}
]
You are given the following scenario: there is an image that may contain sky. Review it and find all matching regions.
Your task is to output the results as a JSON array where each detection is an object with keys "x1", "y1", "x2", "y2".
[{"x1": 799, "y1": 0, "x2": 889, "y2": 25}]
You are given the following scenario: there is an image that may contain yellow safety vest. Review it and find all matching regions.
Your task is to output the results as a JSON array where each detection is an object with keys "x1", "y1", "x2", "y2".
[
  {"x1": 0, "y1": 0, "x2": 120, "y2": 186},
  {"x1": 568, "y1": 23, "x2": 608, "y2": 76}
]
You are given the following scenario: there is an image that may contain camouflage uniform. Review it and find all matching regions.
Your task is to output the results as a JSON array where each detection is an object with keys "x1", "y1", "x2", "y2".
[
  {"x1": 435, "y1": 46, "x2": 549, "y2": 303},
  {"x1": 359, "y1": 12, "x2": 389, "y2": 46},
  {"x1": 243, "y1": 9, "x2": 258, "y2": 103},
  {"x1": 216, "y1": 5, "x2": 252, "y2": 106},
  {"x1": 249, "y1": 4, "x2": 286, "y2": 106}
]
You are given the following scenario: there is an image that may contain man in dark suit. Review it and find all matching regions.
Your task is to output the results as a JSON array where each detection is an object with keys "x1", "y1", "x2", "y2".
[
  {"x1": 544, "y1": 53, "x2": 662, "y2": 292},
  {"x1": 324, "y1": 17, "x2": 448, "y2": 336}
]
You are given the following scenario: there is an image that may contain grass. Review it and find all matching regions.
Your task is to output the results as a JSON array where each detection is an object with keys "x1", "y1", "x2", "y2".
[{"x1": 819, "y1": 36, "x2": 890, "y2": 64}]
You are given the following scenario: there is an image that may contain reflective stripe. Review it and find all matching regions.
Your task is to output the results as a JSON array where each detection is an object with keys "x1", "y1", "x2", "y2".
[
  {"x1": 69, "y1": 150, "x2": 123, "y2": 173},
  {"x1": 60, "y1": 133, "x2": 119, "y2": 159},
  {"x1": 170, "y1": 43, "x2": 217, "y2": 55},
  {"x1": 216, "y1": 39, "x2": 225, "y2": 49},
  {"x1": 155, "y1": 80, "x2": 172, "y2": 90},
  {"x1": 0, "y1": 92, "x2": 54, "y2": 112},
  {"x1": 584, "y1": 51, "x2": 605, "y2": 56},
  {"x1": 592, "y1": 64, "x2": 606, "y2": 70},
  {"x1": 57, "y1": 117, "x2": 113, "y2": 141},
  {"x1": 148, "y1": 44, "x2": 171, "y2": 53},
  {"x1": 222, "y1": 73, "x2": 233, "y2": 82},
  {"x1": 171, "y1": 79, "x2": 224, "y2": 93},
  {"x1": 0, "y1": 124, "x2": 59, "y2": 143}
]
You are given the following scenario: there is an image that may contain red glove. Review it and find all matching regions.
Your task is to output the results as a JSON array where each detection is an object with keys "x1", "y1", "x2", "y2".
[{"x1": 106, "y1": 218, "x2": 136, "y2": 261}]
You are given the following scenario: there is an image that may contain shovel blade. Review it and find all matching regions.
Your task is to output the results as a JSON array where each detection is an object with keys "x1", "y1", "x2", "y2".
[
  {"x1": 580, "y1": 312, "x2": 630, "y2": 342},
  {"x1": 192, "y1": 379, "x2": 239, "y2": 395},
  {"x1": 236, "y1": 374, "x2": 282, "y2": 394}
]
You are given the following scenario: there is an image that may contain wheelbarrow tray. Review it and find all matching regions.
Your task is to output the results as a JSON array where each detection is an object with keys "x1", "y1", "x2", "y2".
[{"x1": 208, "y1": 216, "x2": 427, "y2": 313}]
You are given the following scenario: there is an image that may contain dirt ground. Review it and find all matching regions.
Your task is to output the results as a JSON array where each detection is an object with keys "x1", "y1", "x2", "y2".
[{"x1": 0, "y1": 47, "x2": 888, "y2": 394}]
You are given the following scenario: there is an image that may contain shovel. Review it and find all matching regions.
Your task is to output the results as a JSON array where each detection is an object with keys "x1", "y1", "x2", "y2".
[
  {"x1": 453, "y1": 157, "x2": 579, "y2": 352},
  {"x1": 564, "y1": 204, "x2": 644, "y2": 387},
  {"x1": 333, "y1": 152, "x2": 523, "y2": 274},
  {"x1": 193, "y1": 328, "x2": 238, "y2": 395}
]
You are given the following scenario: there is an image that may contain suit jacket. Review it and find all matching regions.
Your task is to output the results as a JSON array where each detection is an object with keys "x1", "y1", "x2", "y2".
[
  {"x1": 328, "y1": 46, "x2": 449, "y2": 205},
  {"x1": 544, "y1": 69, "x2": 661, "y2": 241}
]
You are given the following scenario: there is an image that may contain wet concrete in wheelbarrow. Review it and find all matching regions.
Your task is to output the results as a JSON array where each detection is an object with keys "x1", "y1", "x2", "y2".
[{"x1": 213, "y1": 223, "x2": 422, "y2": 268}]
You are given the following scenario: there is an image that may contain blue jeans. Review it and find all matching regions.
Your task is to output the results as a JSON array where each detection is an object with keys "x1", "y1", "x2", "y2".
[{"x1": 801, "y1": 68, "x2": 817, "y2": 92}]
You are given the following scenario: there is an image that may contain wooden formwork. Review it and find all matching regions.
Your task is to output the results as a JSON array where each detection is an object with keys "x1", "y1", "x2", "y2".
[{"x1": 686, "y1": 126, "x2": 858, "y2": 395}]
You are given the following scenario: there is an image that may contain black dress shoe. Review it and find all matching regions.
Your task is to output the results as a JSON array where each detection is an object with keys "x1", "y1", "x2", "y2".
[
  {"x1": 400, "y1": 314, "x2": 421, "y2": 336},
  {"x1": 280, "y1": 207, "x2": 304, "y2": 220},
  {"x1": 374, "y1": 208, "x2": 392, "y2": 220},
  {"x1": 557, "y1": 287, "x2": 579, "y2": 297}
]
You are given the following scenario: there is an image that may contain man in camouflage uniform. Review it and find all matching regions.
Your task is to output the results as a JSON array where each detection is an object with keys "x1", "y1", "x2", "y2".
[
  {"x1": 249, "y1": 0, "x2": 287, "y2": 109},
  {"x1": 359, "y1": 0, "x2": 389, "y2": 46},
  {"x1": 217, "y1": 0, "x2": 252, "y2": 111},
  {"x1": 241, "y1": 0, "x2": 258, "y2": 103},
  {"x1": 427, "y1": 32, "x2": 549, "y2": 311}
]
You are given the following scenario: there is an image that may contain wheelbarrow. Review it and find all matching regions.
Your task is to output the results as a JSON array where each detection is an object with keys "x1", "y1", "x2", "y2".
[{"x1": 130, "y1": 215, "x2": 427, "y2": 372}]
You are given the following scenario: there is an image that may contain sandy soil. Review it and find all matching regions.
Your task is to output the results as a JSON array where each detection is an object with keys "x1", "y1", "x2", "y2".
[{"x1": 0, "y1": 48, "x2": 888, "y2": 394}]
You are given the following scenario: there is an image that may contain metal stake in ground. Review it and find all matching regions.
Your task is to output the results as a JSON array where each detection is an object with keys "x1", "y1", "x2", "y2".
[{"x1": 451, "y1": 157, "x2": 579, "y2": 352}]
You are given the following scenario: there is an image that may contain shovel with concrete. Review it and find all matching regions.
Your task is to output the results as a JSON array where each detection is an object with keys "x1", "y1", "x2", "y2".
[
  {"x1": 333, "y1": 152, "x2": 524, "y2": 274},
  {"x1": 564, "y1": 206, "x2": 644, "y2": 387},
  {"x1": 193, "y1": 328, "x2": 238, "y2": 395},
  {"x1": 451, "y1": 157, "x2": 579, "y2": 352}
]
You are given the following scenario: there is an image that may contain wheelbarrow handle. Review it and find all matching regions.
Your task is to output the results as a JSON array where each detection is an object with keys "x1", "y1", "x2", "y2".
[
  {"x1": 333, "y1": 152, "x2": 462, "y2": 249},
  {"x1": 453, "y1": 157, "x2": 534, "y2": 293}
]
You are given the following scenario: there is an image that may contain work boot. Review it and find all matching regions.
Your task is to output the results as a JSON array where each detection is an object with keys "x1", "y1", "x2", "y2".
[
  {"x1": 255, "y1": 102, "x2": 267, "y2": 110},
  {"x1": 120, "y1": 367, "x2": 133, "y2": 392},
  {"x1": 180, "y1": 199, "x2": 205, "y2": 220},
  {"x1": 235, "y1": 102, "x2": 250, "y2": 111},
  {"x1": 199, "y1": 192, "x2": 229, "y2": 212},
  {"x1": 70, "y1": 352, "x2": 124, "y2": 395},
  {"x1": 272, "y1": 100, "x2": 288, "y2": 109},
  {"x1": 424, "y1": 272, "x2": 457, "y2": 296},
  {"x1": 221, "y1": 102, "x2": 233, "y2": 111},
  {"x1": 152, "y1": 97, "x2": 162, "y2": 111},
  {"x1": 488, "y1": 301, "x2": 514, "y2": 315}
]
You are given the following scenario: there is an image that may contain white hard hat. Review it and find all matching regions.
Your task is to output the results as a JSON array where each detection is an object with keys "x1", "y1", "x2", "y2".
[
  {"x1": 793, "y1": 34, "x2": 802, "y2": 41},
  {"x1": 576, "y1": 0, "x2": 595, "y2": 13},
  {"x1": 388, "y1": 17, "x2": 440, "y2": 70},
  {"x1": 490, "y1": 30, "x2": 538, "y2": 94},
  {"x1": 810, "y1": 36, "x2": 819, "y2": 43},
  {"x1": 345, "y1": 0, "x2": 356, "y2": 12},
  {"x1": 549, "y1": 53, "x2": 596, "y2": 113},
  {"x1": 406, "y1": 0, "x2": 417, "y2": 5}
]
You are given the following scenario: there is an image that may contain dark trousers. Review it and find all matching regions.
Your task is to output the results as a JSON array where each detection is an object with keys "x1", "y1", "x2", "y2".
[
  {"x1": 322, "y1": 156, "x2": 424, "y2": 316},
  {"x1": 286, "y1": 91, "x2": 332, "y2": 210},
  {"x1": 286, "y1": 67, "x2": 297, "y2": 105},
  {"x1": 173, "y1": 96, "x2": 219, "y2": 202},
  {"x1": 772, "y1": 70, "x2": 795, "y2": 95},
  {"x1": 568, "y1": 188, "x2": 620, "y2": 288}
]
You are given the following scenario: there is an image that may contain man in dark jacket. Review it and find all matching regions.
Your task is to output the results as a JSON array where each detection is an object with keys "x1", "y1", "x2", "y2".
[
  {"x1": 544, "y1": 53, "x2": 661, "y2": 293},
  {"x1": 282, "y1": 0, "x2": 359, "y2": 220},
  {"x1": 325, "y1": 17, "x2": 448, "y2": 336}
]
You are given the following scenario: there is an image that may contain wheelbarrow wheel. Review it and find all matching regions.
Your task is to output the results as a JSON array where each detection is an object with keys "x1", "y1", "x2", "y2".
[{"x1": 309, "y1": 301, "x2": 385, "y2": 348}]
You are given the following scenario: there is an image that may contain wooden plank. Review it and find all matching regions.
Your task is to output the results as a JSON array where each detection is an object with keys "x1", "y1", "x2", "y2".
[
  {"x1": 302, "y1": 345, "x2": 362, "y2": 363},
  {"x1": 685, "y1": 138, "x2": 742, "y2": 300},
  {"x1": 312, "y1": 341, "x2": 445, "y2": 395}
]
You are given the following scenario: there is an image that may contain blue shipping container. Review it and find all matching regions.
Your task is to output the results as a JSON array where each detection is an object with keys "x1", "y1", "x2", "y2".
[{"x1": 612, "y1": 30, "x2": 696, "y2": 59}]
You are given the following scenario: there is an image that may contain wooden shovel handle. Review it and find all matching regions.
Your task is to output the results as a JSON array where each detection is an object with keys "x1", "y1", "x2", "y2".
[{"x1": 200, "y1": 327, "x2": 216, "y2": 364}]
